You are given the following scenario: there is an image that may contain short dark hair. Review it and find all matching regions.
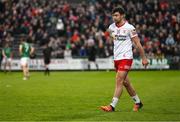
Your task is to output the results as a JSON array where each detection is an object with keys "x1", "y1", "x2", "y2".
[{"x1": 112, "y1": 6, "x2": 125, "y2": 15}]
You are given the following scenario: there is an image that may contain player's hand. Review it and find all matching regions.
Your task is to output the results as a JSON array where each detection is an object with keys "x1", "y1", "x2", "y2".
[
  {"x1": 142, "y1": 58, "x2": 149, "y2": 69},
  {"x1": 111, "y1": 33, "x2": 116, "y2": 40}
]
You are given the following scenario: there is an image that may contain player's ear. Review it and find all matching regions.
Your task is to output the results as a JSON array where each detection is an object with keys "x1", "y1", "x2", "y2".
[{"x1": 120, "y1": 14, "x2": 125, "y2": 18}]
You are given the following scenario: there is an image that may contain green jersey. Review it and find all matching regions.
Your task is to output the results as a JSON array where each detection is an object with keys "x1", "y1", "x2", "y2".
[
  {"x1": 3, "y1": 47, "x2": 12, "y2": 58},
  {"x1": 20, "y1": 42, "x2": 31, "y2": 58}
]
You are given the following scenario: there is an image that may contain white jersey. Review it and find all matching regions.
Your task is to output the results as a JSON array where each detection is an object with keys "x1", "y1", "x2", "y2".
[{"x1": 108, "y1": 21, "x2": 138, "y2": 60}]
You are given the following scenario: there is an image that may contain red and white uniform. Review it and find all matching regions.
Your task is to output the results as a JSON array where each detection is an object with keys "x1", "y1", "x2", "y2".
[{"x1": 108, "y1": 21, "x2": 138, "y2": 71}]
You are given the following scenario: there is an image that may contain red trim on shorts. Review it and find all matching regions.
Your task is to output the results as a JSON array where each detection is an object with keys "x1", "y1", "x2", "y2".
[{"x1": 114, "y1": 59, "x2": 133, "y2": 72}]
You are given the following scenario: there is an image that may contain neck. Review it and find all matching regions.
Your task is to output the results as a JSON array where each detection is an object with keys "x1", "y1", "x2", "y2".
[{"x1": 116, "y1": 19, "x2": 126, "y2": 27}]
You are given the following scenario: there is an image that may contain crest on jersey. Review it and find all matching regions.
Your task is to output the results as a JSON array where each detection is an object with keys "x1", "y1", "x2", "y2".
[
  {"x1": 117, "y1": 29, "x2": 120, "y2": 34},
  {"x1": 122, "y1": 30, "x2": 127, "y2": 34}
]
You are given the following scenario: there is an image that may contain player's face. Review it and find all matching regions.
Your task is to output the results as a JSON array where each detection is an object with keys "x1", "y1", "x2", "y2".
[{"x1": 112, "y1": 12, "x2": 124, "y2": 23}]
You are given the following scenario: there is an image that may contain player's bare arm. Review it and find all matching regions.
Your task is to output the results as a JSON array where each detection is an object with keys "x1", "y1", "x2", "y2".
[
  {"x1": 107, "y1": 29, "x2": 115, "y2": 41},
  {"x1": 19, "y1": 45, "x2": 22, "y2": 56},
  {"x1": 2, "y1": 50, "x2": 6, "y2": 58},
  {"x1": 132, "y1": 36, "x2": 149, "y2": 68},
  {"x1": 30, "y1": 47, "x2": 35, "y2": 56}
]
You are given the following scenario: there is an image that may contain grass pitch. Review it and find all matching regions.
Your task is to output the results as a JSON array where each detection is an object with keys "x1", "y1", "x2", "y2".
[{"x1": 0, "y1": 70, "x2": 180, "y2": 121}]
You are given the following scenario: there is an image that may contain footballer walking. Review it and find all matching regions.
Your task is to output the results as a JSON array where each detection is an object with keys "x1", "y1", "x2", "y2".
[
  {"x1": 100, "y1": 6, "x2": 149, "y2": 112},
  {"x1": 19, "y1": 37, "x2": 34, "y2": 80},
  {"x1": 2, "y1": 43, "x2": 13, "y2": 73}
]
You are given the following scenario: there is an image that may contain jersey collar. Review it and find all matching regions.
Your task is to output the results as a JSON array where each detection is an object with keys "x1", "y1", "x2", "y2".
[{"x1": 115, "y1": 21, "x2": 126, "y2": 28}]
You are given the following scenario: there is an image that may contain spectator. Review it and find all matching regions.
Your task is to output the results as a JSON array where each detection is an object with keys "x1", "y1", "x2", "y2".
[
  {"x1": 79, "y1": 46, "x2": 87, "y2": 57},
  {"x1": 56, "y1": 18, "x2": 65, "y2": 36},
  {"x1": 165, "y1": 34, "x2": 175, "y2": 46},
  {"x1": 0, "y1": 0, "x2": 179, "y2": 61},
  {"x1": 64, "y1": 46, "x2": 72, "y2": 59},
  {"x1": 87, "y1": 41, "x2": 98, "y2": 70}
]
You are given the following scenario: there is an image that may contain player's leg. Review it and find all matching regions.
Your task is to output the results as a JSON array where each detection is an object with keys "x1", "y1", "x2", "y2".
[
  {"x1": 94, "y1": 61, "x2": 99, "y2": 70},
  {"x1": 3, "y1": 58, "x2": 7, "y2": 73},
  {"x1": 21, "y1": 58, "x2": 24, "y2": 79},
  {"x1": 45, "y1": 64, "x2": 49, "y2": 75},
  {"x1": 45, "y1": 59, "x2": 50, "y2": 75},
  {"x1": 26, "y1": 65, "x2": 30, "y2": 78},
  {"x1": 23, "y1": 64, "x2": 29, "y2": 80},
  {"x1": 8, "y1": 62, "x2": 11, "y2": 72},
  {"x1": 7, "y1": 59, "x2": 11, "y2": 72},
  {"x1": 44, "y1": 59, "x2": 47, "y2": 75},
  {"x1": 87, "y1": 61, "x2": 90, "y2": 70},
  {"x1": 100, "y1": 59, "x2": 133, "y2": 112},
  {"x1": 47, "y1": 64, "x2": 50, "y2": 75},
  {"x1": 44, "y1": 62, "x2": 49, "y2": 75},
  {"x1": 124, "y1": 75, "x2": 143, "y2": 111},
  {"x1": 44, "y1": 64, "x2": 47, "y2": 75},
  {"x1": 123, "y1": 75, "x2": 136, "y2": 96},
  {"x1": 4, "y1": 62, "x2": 6, "y2": 73},
  {"x1": 21, "y1": 58, "x2": 28, "y2": 80},
  {"x1": 7, "y1": 62, "x2": 10, "y2": 72},
  {"x1": 111, "y1": 71, "x2": 128, "y2": 106},
  {"x1": 4, "y1": 60, "x2": 8, "y2": 73},
  {"x1": 26, "y1": 58, "x2": 30, "y2": 78},
  {"x1": 101, "y1": 71, "x2": 128, "y2": 112},
  {"x1": 22, "y1": 65, "x2": 27, "y2": 80}
]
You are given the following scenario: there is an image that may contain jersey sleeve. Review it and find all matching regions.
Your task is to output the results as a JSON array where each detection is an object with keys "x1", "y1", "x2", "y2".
[
  {"x1": 108, "y1": 25, "x2": 113, "y2": 34},
  {"x1": 129, "y1": 25, "x2": 138, "y2": 38},
  {"x1": 108, "y1": 25, "x2": 115, "y2": 39}
]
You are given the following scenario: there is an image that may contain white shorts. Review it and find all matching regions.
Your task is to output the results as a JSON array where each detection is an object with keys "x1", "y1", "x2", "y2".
[
  {"x1": 20, "y1": 57, "x2": 30, "y2": 66},
  {"x1": 2, "y1": 57, "x2": 12, "y2": 64}
]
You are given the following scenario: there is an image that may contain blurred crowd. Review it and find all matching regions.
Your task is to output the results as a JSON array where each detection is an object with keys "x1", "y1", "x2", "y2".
[{"x1": 0, "y1": 0, "x2": 180, "y2": 59}]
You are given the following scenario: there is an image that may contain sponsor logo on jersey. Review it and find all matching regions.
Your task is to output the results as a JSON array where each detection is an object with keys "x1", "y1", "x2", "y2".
[{"x1": 115, "y1": 35, "x2": 126, "y2": 41}]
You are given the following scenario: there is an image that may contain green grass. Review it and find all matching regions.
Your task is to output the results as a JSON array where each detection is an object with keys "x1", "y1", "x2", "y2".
[{"x1": 0, "y1": 70, "x2": 180, "y2": 121}]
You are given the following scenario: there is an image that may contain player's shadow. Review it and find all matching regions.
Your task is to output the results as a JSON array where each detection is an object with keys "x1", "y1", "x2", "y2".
[
  {"x1": 37, "y1": 107, "x2": 180, "y2": 121},
  {"x1": 115, "y1": 108, "x2": 180, "y2": 115}
]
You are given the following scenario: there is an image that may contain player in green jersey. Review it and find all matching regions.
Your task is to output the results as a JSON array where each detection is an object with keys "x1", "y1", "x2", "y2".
[
  {"x1": 2, "y1": 43, "x2": 13, "y2": 73},
  {"x1": 19, "y1": 38, "x2": 34, "y2": 80}
]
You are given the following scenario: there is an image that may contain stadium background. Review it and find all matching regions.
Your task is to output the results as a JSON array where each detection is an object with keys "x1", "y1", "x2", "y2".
[
  {"x1": 0, "y1": 0, "x2": 180, "y2": 121},
  {"x1": 0, "y1": 0, "x2": 180, "y2": 70}
]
